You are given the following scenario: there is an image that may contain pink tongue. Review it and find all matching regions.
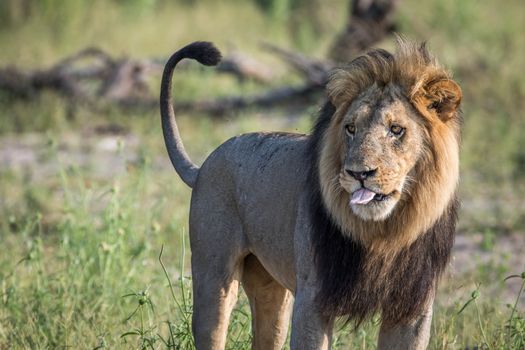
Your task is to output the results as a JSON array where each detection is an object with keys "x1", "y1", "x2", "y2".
[{"x1": 350, "y1": 188, "x2": 376, "y2": 205}]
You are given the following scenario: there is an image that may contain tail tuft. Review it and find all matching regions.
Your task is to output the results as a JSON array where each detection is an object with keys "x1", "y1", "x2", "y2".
[{"x1": 182, "y1": 41, "x2": 222, "y2": 66}]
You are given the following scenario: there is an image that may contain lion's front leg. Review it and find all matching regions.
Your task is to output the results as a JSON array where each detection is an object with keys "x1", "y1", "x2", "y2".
[
  {"x1": 378, "y1": 292, "x2": 434, "y2": 350},
  {"x1": 291, "y1": 200, "x2": 334, "y2": 350},
  {"x1": 290, "y1": 287, "x2": 333, "y2": 350}
]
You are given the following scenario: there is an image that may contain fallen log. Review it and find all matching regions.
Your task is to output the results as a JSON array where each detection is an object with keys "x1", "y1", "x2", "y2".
[
  {"x1": 117, "y1": 82, "x2": 323, "y2": 116},
  {"x1": 260, "y1": 42, "x2": 333, "y2": 84},
  {"x1": 0, "y1": 44, "x2": 326, "y2": 116},
  {"x1": 0, "y1": 47, "x2": 275, "y2": 103}
]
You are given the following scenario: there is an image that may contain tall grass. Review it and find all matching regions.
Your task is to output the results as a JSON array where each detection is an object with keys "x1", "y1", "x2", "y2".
[{"x1": 0, "y1": 124, "x2": 523, "y2": 349}]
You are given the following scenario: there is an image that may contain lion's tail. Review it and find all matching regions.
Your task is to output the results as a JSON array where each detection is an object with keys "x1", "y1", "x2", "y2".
[{"x1": 160, "y1": 42, "x2": 222, "y2": 188}]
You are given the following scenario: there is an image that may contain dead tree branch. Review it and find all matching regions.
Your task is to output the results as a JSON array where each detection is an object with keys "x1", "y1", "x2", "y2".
[
  {"x1": 0, "y1": 45, "x2": 326, "y2": 116},
  {"x1": 118, "y1": 82, "x2": 322, "y2": 116},
  {"x1": 0, "y1": 47, "x2": 275, "y2": 103},
  {"x1": 260, "y1": 42, "x2": 333, "y2": 85}
]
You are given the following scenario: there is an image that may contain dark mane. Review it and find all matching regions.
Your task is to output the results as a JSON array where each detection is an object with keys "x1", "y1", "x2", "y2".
[{"x1": 307, "y1": 101, "x2": 458, "y2": 326}]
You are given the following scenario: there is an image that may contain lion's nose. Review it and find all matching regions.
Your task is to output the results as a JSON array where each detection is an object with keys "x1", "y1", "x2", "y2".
[{"x1": 346, "y1": 168, "x2": 377, "y2": 181}]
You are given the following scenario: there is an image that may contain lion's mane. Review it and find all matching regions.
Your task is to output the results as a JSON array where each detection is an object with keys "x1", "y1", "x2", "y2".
[{"x1": 308, "y1": 40, "x2": 461, "y2": 326}]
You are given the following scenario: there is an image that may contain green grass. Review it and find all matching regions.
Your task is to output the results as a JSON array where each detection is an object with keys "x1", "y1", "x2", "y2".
[
  {"x1": 0, "y1": 0, "x2": 524, "y2": 348},
  {"x1": 1, "y1": 118, "x2": 523, "y2": 349}
]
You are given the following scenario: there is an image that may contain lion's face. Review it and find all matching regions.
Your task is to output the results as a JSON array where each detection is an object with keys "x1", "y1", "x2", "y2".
[
  {"x1": 319, "y1": 40, "x2": 461, "y2": 248},
  {"x1": 338, "y1": 84, "x2": 425, "y2": 221}
]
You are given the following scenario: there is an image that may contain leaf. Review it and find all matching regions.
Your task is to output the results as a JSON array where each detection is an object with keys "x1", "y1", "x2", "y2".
[{"x1": 120, "y1": 330, "x2": 140, "y2": 338}]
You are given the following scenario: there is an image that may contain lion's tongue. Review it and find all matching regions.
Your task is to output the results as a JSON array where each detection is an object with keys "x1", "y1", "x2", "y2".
[{"x1": 350, "y1": 188, "x2": 376, "y2": 205}]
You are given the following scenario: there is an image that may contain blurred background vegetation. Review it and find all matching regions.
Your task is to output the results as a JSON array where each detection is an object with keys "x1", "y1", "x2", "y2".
[{"x1": 0, "y1": 0, "x2": 524, "y2": 348}]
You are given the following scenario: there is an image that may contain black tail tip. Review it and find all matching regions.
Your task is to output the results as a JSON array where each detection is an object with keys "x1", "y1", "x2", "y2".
[{"x1": 183, "y1": 41, "x2": 222, "y2": 66}]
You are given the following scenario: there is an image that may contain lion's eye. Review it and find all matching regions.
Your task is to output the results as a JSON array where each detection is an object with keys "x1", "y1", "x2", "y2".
[
  {"x1": 428, "y1": 101, "x2": 440, "y2": 110},
  {"x1": 390, "y1": 125, "x2": 405, "y2": 137},
  {"x1": 345, "y1": 124, "x2": 356, "y2": 136}
]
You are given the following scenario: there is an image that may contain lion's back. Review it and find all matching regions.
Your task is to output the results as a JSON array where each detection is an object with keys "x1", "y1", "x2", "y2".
[
  {"x1": 196, "y1": 131, "x2": 307, "y2": 185},
  {"x1": 195, "y1": 131, "x2": 309, "y2": 205}
]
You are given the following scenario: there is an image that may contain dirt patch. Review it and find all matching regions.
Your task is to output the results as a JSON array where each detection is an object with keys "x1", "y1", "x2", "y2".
[{"x1": 0, "y1": 130, "x2": 142, "y2": 181}]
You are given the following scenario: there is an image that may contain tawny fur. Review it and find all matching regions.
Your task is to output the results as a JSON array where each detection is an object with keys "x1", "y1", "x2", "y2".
[{"x1": 160, "y1": 38, "x2": 462, "y2": 350}]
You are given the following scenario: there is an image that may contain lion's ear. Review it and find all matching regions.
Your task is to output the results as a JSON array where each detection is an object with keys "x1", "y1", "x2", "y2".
[{"x1": 424, "y1": 79, "x2": 462, "y2": 122}]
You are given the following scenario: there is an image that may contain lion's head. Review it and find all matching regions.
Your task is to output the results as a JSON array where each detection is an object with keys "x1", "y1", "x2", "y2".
[{"x1": 317, "y1": 38, "x2": 462, "y2": 251}]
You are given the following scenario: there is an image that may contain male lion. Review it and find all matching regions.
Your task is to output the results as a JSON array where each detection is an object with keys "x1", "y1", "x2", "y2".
[{"x1": 160, "y1": 39, "x2": 461, "y2": 349}]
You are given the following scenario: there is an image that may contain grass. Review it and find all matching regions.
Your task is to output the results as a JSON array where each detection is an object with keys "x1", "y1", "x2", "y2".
[
  {"x1": 1, "y1": 118, "x2": 523, "y2": 349},
  {"x1": 0, "y1": 0, "x2": 524, "y2": 348}
]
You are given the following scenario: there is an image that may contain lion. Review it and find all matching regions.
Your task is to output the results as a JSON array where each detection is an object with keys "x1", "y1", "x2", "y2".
[{"x1": 159, "y1": 39, "x2": 461, "y2": 350}]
